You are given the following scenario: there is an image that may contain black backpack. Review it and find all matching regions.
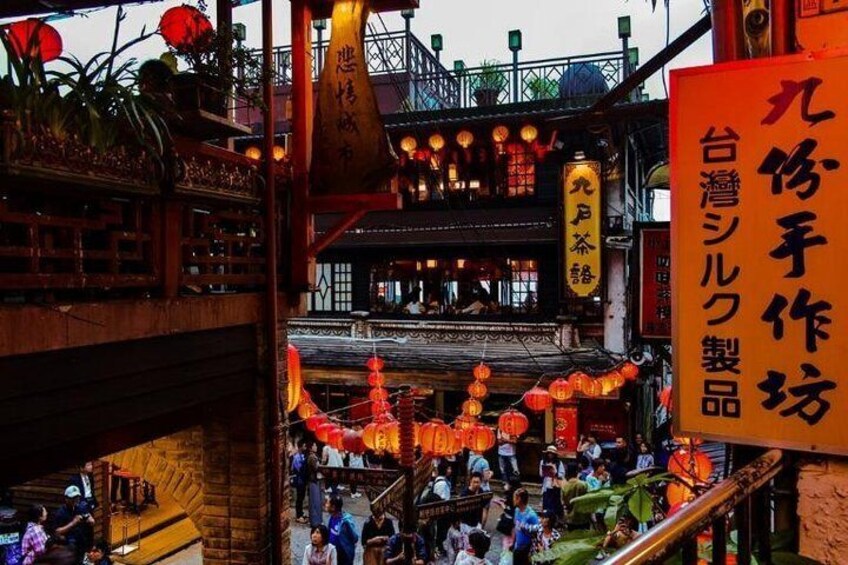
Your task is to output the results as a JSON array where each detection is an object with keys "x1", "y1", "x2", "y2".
[{"x1": 417, "y1": 477, "x2": 448, "y2": 505}]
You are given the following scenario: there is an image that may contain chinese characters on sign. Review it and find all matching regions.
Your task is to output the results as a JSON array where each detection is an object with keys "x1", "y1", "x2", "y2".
[
  {"x1": 672, "y1": 54, "x2": 848, "y2": 454},
  {"x1": 554, "y1": 406, "x2": 579, "y2": 454},
  {"x1": 638, "y1": 225, "x2": 671, "y2": 339},
  {"x1": 563, "y1": 161, "x2": 602, "y2": 297}
]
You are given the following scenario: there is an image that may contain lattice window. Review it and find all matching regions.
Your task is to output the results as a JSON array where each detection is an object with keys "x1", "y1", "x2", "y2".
[
  {"x1": 310, "y1": 262, "x2": 352, "y2": 313},
  {"x1": 510, "y1": 260, "x2": 539, "y2": 313},
  {"x1": 505, "y1": 143, "x2": 536, "y2": 197}
]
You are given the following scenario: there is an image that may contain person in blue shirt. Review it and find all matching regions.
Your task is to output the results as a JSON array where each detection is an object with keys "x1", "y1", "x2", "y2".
[
  {"x1": 326, "y1": 496, "x2": 359, "y2": 565},
  {"x1": 384, "y1": 531, "x2": 427, "y2": 565},
  {"x1": 511, "y1": 488, "x2": 539, "y2": 565}
]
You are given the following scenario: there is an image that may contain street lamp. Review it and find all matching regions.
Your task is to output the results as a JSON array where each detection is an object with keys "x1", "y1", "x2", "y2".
[
  {"x1": 618, "y1": 16, "x2": 632, "y2": 39},
  {"x1": 431, "y1": 34, "x2": 443, "y2": 61},
  {"x1": 314, "y1": 19, "x2": 327, "y2": 73},
  {"x1": 618, "y1": 15, "x2": 633, "y2": 100},
  {"x1": 508, "y1": 29, "x2": 522, "y2": 103}
]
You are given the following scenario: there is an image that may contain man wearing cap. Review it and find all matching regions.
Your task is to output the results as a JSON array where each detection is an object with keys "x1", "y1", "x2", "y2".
[{"x1": 53, "y1": 485, "x2": 95, "y2": 558}]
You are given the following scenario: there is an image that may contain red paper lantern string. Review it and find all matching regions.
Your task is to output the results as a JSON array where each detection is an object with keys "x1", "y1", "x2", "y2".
[
  {"x1": 159, "y1": 5, "x2": 213, "y2": 53},
  {"x1": 6, "y1": 19, "x2": 63, "y2": 62}
]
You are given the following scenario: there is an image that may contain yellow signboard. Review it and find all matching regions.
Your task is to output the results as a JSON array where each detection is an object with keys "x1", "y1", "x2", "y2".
[
  {"x1": 672, "y1": 52, "x2": 848, "y2": 455},
  {"x1": 563, "y1": 161, "x2": 602, "y2": 297}
]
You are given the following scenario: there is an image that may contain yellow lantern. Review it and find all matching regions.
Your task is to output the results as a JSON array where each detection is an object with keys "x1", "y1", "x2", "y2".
[
  {"x1": 272, "y1": 145, "x2": 286, "y2": 161},
  {"x1": 400, "y1": 136, "x2": 417, "y2": 157},
  {"x1": 520, "y1": 124, "x2": 538, "y2": 143},
  {"x1": 462, "y1": 398, "x2": 483, "y2": 417},
  {"x1": 456, "y1": 130, "x2": 474, "y2": 149},
  {"x1": 429, "y1": 133, "x2": 446, "y2": 152},
  {"x1": 492, "y1": 125, "x2": 510, "y2": 144},
  {"x1": 245, "y1": 146, "x2": 262, "y2": 160}
]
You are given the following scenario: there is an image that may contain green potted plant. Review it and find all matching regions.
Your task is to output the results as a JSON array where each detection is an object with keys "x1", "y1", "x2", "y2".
[
  {"x1": 470, "y1": 60, "x2": 507, "y2": 106},
  {"x1": 525, "y1": 75, "x2": 558, "y2": 101}
]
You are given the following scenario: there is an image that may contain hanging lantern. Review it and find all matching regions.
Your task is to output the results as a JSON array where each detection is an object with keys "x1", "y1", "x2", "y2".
[
  {"x1": 568, "y1": 371, "x2": 591, "y2": 392},
  {"x1": 342, "y1": 429, "x2": 366, "y2": 454},
  {"x1": 492, "y1": 125, "x2": 510, "y2": 143},
  {"x1": 674, "y1": 436, "x2": 704, "y2": 449},
  {"x1": 366, "y1": 356, "x2": 385, "y2": 372},
  {"x1": 520, "y1": 124, "x2": 539, "y2": 143},
  {"x1": 6, "y1": 19, "x2": 63, "y2": 62},
  {"x1": 609, "y1": 369, "x2": 626, "y2": 389},
  {"x1": 245, "y1": 146, "x2": 262, "y2": 160},
  {"x1": 384, "y1": 421, "x2": 401, "y2": 454},
  {"x1": 286, "y1": 344, "x2": 303, "y2": 413},
  {"x1": 583, "y1": 378, "x2": 603, "y2": 398},
  {"x1": 273, "y1": 145, "x2": 287, "y2": 162},
  {"x1": 328, "y1": 426, "x2": 346, "y2": 450},
  {"x1": 159, "y1": 5, "x2": 214, "y2": 52},
  {"x1": 669, "y1": 449, "x2": 714, "y2": 482},
  {"x1": 600, "y1": 376, "x2": 617, "y2": 396},
  {"x1": 524, "y1": 386, "x2": 552, "y2": 412},
  {"x1": 473, "y1": 362, "x2": 492, "y2": 381},
  {"x1": 468, "y1": 381, "x2": 488, "y2": 399},
  {"x1": 498, "y1": 409, "x2": 529, "y2": 437},
  {"x1": 305, "y1": 413, "x2": 327, "y2": 432},
  {"x1": 399, "y1": 136, "x2": 417, "y2": 157},
  {"x1": 297, "y1": 400, "x2": 318, "y2": 420},
  {"x1": 548, "y1": 378, "x2": 574, "y2": 403},
  {"x1": 369, "y1": 387, "x2": 389, "y2": 402},
  {"x1": 462, "y1": 398, "x2": 484, "y2": 417},
  {"x1": 464, "y1": 424, "x2": 496, "y2": 453},
  {"x1": 428, "y1": 134, "x2": 446, "y2": 152},
  {"x1": 659, "y1": 386, "x2": 673, "y2": 411},
  {"x1": 419, "y1": 419, "x2": 454, "y2": 456},
  {"x1": 363, "y1": 421, "x2": 390, "y2": 452},
  {"x1": 371, "y1": 400, "x2": 392, "y2": 417},
  {"x1": 455, "y1": 414, "x2": 478, "y2": 431},
  {"x1": 620, "y1": 361, "x2": 640, "y2": 381},
  {"x1": 456, "y1": 130, "x2": 474, "y2": 149},
  {"x1": 315, "y1": 422, "x2": 338, "y2": 443},
  {"x1": 666, "y1": 481, "x2": 696, "y2": 506},
  {"x1": 367, "y1": 371, "x2": 385, "y2": 387}
]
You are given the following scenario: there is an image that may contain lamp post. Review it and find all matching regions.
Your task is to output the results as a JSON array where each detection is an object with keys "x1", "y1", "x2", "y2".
[
  {"x1": 618, "y1": 16, "x2": 632, "y2": 101},
  {"x1": 402, "y1": 9, "x2": 415, "y2": 109},
  {"x1": 508, "y1": 29, "x2": 522, "y2": 103},
  {"x1": 233, "y1": 23, "x2": 246, "y2": 82},
  {"x1": 454, "y1": 59, "x2": 466, "y2": 107},
  {"x1": 430, "y1": 33, "x2": 443, "y2": 62},
  {"x1": 314, "y1": 18, "x2": 327, "y2": 75}
]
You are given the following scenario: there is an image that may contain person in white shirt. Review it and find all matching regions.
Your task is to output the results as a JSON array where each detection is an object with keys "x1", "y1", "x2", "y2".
[
  {"x1": 497, "y1": 429, "x2": 519, "y2": 481},
  {"x1": 577, "y1": 434, "x2": 602, "y2": 462},
  {"x1": 322, "y1": 445, "x2": 344, "y2": 496}
]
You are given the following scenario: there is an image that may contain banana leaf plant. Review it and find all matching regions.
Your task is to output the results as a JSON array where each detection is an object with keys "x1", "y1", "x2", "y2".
[{"x1": 569, "y1": 472, "x2": 674, "y2": 529}]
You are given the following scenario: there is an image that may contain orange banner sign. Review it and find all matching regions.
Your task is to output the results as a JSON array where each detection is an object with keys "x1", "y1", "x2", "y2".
[
  {"x1": 563, "y1": 161, "x2": 602, "y2": 297},
  {"x1": 671, "y1": 52, "x2": 848, "y2": 455}
]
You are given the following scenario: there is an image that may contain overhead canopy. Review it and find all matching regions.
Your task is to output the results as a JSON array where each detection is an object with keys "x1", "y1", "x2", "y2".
[{"x1": 644, "y1": 162, "x2": 669, "y2": 190}]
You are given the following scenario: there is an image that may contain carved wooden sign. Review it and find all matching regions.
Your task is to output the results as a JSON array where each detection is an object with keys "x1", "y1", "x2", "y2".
[
  {"x1": 311, "y1": 0, "x2": 397, "y2": 195},
  {"x1": 369, "y1": 456, "x2": 433, "y2": 518},
  {"x1": 417, "y1": 492, "x2": 494, "y2": 521},
  {"x1": 318, "y1": 466, "x2": 400, "y2": 490}
]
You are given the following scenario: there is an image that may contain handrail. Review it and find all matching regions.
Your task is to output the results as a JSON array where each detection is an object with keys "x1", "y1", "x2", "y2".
[{"x1": 603, "y1": 449, "x2": 786, "y2": 564}]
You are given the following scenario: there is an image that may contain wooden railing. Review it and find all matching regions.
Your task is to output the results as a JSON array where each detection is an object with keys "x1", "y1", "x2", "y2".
[{"x1": 604, "y1": 449, "x2": 787, "y2": 565}]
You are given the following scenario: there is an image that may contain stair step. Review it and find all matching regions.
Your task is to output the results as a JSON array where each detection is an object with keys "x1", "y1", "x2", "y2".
[{"x1": 112, "y1": 517, "x2": 200, "y2": 565}]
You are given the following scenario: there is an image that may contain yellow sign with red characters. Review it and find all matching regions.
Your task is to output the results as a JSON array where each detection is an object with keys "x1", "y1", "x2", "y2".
[
  {"x1": 563, "y1": 161, "x2": 602, "y2": 298},
  {"x1": 672, "y1": 52, "x2": 848, "y2": 455}
]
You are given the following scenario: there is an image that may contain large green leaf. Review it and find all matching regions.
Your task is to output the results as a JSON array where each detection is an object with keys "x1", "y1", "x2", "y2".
[
  {"x1": 627, "y1": 486, "x2": 654, "y2": 524},
  {"x1": 604, "y1": 495, "x2": 625, "y2": 530},
  {"x1": 570, "y1": 489, "x2": 616, "y2": 515},
  {"x1": 531, "y1": 531, "x2": 605, "y2": 565}
]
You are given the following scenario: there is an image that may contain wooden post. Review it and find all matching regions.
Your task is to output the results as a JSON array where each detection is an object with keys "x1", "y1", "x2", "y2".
[
  {"x1": 711, "y1": 0, "x2": 745, "y2": 62},
  {"x1": 770, "y1": 0, "x2": 795, "y2": 56},
  {"x1": 161, "y1": 201, "x2": 183, "y2": 298},
  {"x1": 290, "y1": 0, "x2": 314, "y2": 299},
  {"x1": 398, "y1": 390, "x2": 416, "y2": 561}
]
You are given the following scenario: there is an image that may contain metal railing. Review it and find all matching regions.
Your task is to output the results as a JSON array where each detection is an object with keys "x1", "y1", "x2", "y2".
[
  {"x1": 604, "y1": 449, "x2": 786, "y2": 565},
  {"x1": 262, "y1": 31, "x2": 630, "y2": 112}
]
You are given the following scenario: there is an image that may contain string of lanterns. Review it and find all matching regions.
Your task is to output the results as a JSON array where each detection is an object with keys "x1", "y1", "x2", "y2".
[
  {"x1": 287, "y1": 344, "x2": 642, "y2": 459},
  {"x1": 398, "y1": 123, "x2": 545, "y2": 163}
]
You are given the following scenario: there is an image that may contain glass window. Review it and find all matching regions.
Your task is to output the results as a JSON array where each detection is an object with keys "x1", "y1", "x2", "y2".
[
  {"x1": 510, "y1": 260, "x2": 539, "y2": 313},
  {"x1": 505, "y1": 142, "x2": 536, "y2": 197},
  {"x1": 309, "y1": 262, "x2": 352, "y2": 313}
]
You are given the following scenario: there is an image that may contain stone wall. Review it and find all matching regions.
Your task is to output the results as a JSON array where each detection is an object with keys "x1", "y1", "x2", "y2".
[{"x1": 798, "y1": 458, "x2": 848, "y2": 564}]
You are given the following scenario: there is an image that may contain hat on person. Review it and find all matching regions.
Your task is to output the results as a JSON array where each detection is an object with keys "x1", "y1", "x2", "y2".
[
  {"x1": 64, "y1": 485, "x2": 81, "y2": 498},
  {"x1": 545, "y1": 445, "x2": 558, "y2": 454}
]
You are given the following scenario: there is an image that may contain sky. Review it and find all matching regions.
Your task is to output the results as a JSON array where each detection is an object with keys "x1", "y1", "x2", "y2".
[{"x1": 13, "y1": 0, "x2": 713, "y2": 101}]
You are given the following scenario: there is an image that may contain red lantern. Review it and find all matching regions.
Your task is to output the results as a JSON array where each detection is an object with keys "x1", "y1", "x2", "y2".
[
  {"x1": 498, "y1": 409, "x2": 529, "y2": 437},
  {"x1": 582, "y1": 378, "x2": 603, "y2": 398},
  {"x1": 366, "y1": 356, "x2": 385, "y2": 372},
  {"x1": 524, "y1": 386, "x2": 552, "y2": 412},
  {"x1": 568, "y1": 371, "x2": 590, "y2": 392},
  {"x1": 609, "y1": 369, "x2": 626, "y2": 389},
  {"x1": 328, "y1": 426, "x2": 346, "y2": 450},
  {"x1": 464, "y1": 424, "x2": 496, "y2": 452},
  {"x1": 305, "y1": 413, "x2": 327, "y2": 432},
  {"x1": 473, "y1": 363, "x2": 492, "y2": 381},
  {"x1": 369, "y1": 387, "x2": 389, "y2": 402},
  {"x1": 367, "y1": 371, "x2": 385, "y2": 388},
  {"x1": 159, "y1": 5, "x2": 213, "y2": 53},
  {"x1": 674, "y1": 436, "x2": 704, "y2": 449},
  {"x1": 363, "y1": 421, "x2": 390, "y2": 452},
  {"x1": 455, "y1": 415, "x2": 478, "y2": 431},
  {"x1": 419, "y1": 419, "x2": 454, "y2": 456},
  {"x1": 342, "y1": 429, "x2": 366, "y2": 454},
  {"x1": 620, "y1": 361, "x2": 640, "y2": 381},
  {"x1": 548, "y1": 378, "x2": 574, "y2": 403},
  {"x1": 384, "y1": 421, "x2": 401, "y2": 454},
  {"x1": 468, "y1": 381, "x2": 488, "y2": 399},
  {"x1": 448, "y1": 428, "x2": 465, "y2": 455},
  {"x1": 599, "y1": 376, "x2": 617, "y2": 396},
  {"x1": 668, "y1": 449, "x2": 714, "y2": 482},
  {"x1": 666, "y1": 481, "x2": 696, "y2": 506},
  {"x1": 462, "y1": 398, "x2": 483, "y2": 417},
  {"x1": 315, "y1": 422, "x2": 338, "y2": 444},
  {"x1": 287, "y1": 344, "x2": 302, "y2": 413},
  {"x1": 659, "y1": 386, "x2": 673, "y2": 411},
  {"x1": 297, "y1": 400, "x2": 318, "y2": 420},
  {"x1": 6, "y1": 19, "x2": 63, "y2": 62},
  {"x1": 371, "y1": 400, "x2": 392, "y2": 417}
]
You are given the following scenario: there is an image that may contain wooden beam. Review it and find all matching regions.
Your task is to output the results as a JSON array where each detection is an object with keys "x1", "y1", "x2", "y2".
[
  {"x1": 307, "y1": 210, "x2": 366, "y2": 257},
  {"x1": 308, "y1": 193, "x2": 402, "y2": 214}
]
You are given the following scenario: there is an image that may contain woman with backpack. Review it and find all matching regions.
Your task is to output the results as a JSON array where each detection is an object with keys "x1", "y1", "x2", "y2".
[{"x1": 291, "y1": 441, "x2": 309, "y2": 524}]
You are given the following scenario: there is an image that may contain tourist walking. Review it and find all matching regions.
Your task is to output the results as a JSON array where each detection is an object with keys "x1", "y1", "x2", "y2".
[
  {"x1": 326, "y1": 497, "x2": 359, "y2": 565},
  {"x1": 302, "y1": 525, "x2": 337, "y2": 565},
  {"x1": 539, "y1": 446, "x2": 565, "y2": 519},
  {"x1": 347, "y1": 450, "x2": 364, "y2": 499},
  {"x1": 307, "y1": 441, "x2": 324, "y2": 527},
  {"x1": 511, "y1": 488, "x2": 539, "y2": 565},
  {"x1": 497, "y1": 429, "x2": 519, "y2": 481},
  {"x1": 292, "y1": 441, "x2": 309, "y2": 524}
]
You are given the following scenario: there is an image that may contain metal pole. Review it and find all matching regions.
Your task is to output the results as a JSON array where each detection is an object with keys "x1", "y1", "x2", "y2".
[
  {"x1": 405, "y1": 17, "x2": 415, "y2": 109},
  {"x1": 398, "y1": 389, "x2": 416, "y2": 563},
  {"x1": 317, "y1": 27, "x2": 324, "y2": 75},
  {"x1": 512, "y1": 50, "x2": 519, "y2": 103},
  {"x1": 621, "y1": 35, "x2": 630, "y2": 101},
  {"x1": 262, "y1": 0, "x2": 284, "y2": 562},
  {"x1": 711, "y1": 0, "x2": 745, "y2": 62}
]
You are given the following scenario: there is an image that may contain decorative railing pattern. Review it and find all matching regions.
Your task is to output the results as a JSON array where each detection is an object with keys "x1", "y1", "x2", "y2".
[{"x1": 173, "y1": 138, "x2": 264, "y2": 206}]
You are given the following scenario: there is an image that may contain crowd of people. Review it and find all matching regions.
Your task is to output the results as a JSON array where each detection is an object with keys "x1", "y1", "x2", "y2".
[
  {"x1": 11, "y1": 463, "x2": 112, "y2": 565},
  {"x1": 292, "y1": 429, "x2": 663, "y2": 565}
]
